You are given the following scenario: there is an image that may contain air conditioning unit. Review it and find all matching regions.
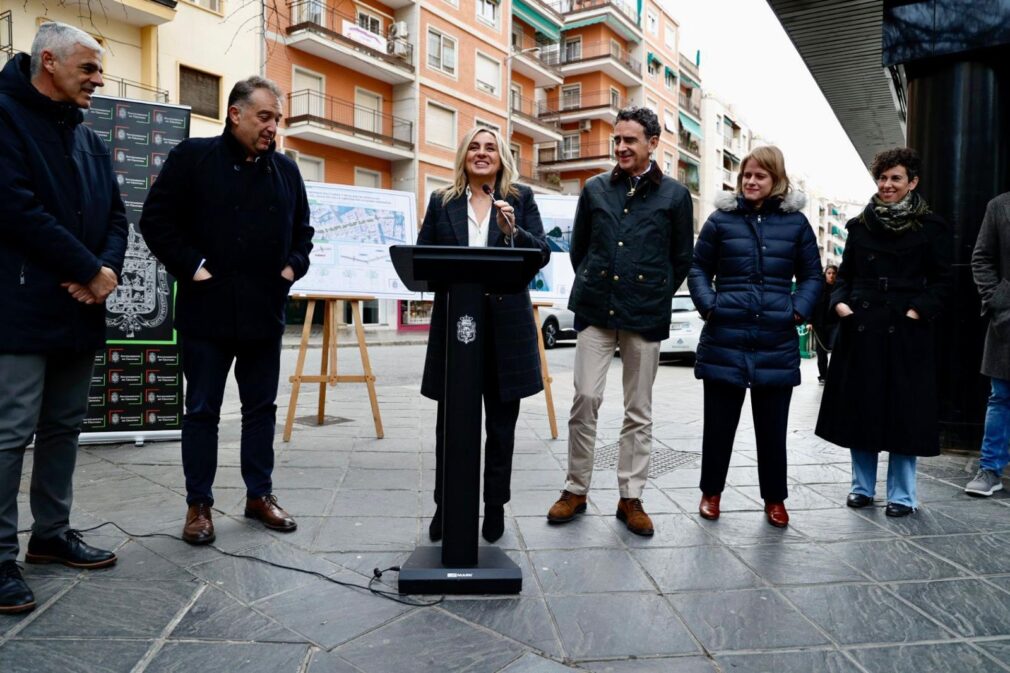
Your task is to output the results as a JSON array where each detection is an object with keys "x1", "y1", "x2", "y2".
[
  {"x1": 388, "y1": 21, "x2": 408, "y2": 39},
  {"x1": 387, "y1": 40, "x2": 410, "y2": 59},
  {"x1": 579, "y1": 120, "x2": 592, "y2": 132}
]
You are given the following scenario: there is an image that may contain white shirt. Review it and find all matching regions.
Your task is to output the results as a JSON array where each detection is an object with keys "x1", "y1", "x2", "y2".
[{"x1": 465, "y1": 186, "x2": 491, "y2": 247}]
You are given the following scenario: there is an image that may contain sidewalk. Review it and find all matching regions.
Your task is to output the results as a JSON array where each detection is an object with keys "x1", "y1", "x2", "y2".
[{"x1": 2, "y1": 349, "x2": 1010, "y2": 673}]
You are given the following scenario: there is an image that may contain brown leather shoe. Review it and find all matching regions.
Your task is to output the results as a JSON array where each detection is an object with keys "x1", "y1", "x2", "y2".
[
  {"x1": 699, "y1": 493, "x2": 721, "y2": 520},
  {"x1": 547, "y1": 490, "x2": 587, "y2": 523},
  {"x1": 245, "y1": 494, "x2": 297, "y2": 532},
  {"x1": 616, "y1": 498, "x2": 654, "y2": 536},
  {"x1": 183, "y1": 503, "x2": 215, "y2": 545},
  {"x1": 765, "y1": 501, "x2": 789, "y2": 528}
]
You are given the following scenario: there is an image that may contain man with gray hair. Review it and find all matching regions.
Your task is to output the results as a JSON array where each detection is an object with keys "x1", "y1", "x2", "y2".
[
  {"x1": 0, "y1": 22, "x2": 128, "y2": 613},
  {"x1": 140, "y1": 77, "x2": 314, "y2": 545}
]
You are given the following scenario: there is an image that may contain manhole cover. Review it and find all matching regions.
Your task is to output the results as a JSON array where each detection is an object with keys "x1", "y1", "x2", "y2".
[
  {"x1": 593, "y1": 441, "x2": 699, "y2": 478},
  {"x1": 294, "y1": 414, "x2": 353, "y2": 426}
]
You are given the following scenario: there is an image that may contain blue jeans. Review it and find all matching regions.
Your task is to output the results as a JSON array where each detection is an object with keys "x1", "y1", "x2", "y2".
[
  {"x1": 181, "y1": 335, "x2": 281, "y2": 505},
  {"x1": 851, "y1": 449, "x2": 917, "y2": 508},
  {"x1": 980, "y1": 377, "x2": 1010, "y2": 476}
]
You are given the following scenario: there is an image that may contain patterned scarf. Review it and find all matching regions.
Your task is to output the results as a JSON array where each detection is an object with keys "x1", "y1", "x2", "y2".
[{"x1": 860, "y1": 190, "x2": 931, "y2": 235}]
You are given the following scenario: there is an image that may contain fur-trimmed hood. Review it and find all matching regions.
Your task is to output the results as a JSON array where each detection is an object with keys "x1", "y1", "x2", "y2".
[{"x1": 714, "y1": 190, "x2": 807, "y2": 214}]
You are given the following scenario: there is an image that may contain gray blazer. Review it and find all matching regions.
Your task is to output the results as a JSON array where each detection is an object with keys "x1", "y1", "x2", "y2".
[{"x1": 972, "y1": 192, "x2": 1010, "y2": 380}]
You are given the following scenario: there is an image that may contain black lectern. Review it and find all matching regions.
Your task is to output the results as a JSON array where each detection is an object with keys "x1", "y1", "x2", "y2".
[{"x1": 390, "y1": 245, "x2": 543, "y2": 594}]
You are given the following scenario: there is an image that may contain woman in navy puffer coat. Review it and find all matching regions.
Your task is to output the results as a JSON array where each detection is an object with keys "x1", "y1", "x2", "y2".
[{"x1": 689, "y1": 146, "x2": 822, "y2": 528}]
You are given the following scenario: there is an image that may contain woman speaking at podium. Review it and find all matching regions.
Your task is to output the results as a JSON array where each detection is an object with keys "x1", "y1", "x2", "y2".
[{"x1": 417, "y1": 127, "x2": 550, "y2": 543}]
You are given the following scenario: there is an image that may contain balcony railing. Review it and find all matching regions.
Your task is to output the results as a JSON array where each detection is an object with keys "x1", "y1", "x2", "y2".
[
  {"x1": 287, "y1": 90, "x2": 413, "y2": 149},
  {"x1": 677, "y1": 167, "x2": 700, "y2": 195},
  {"x1": 510, "y1": 34, "x2": 563, "y2": 74},
  {"x1": 678, "y1": 92, "x2": 700, "y2": 118},
  {"x1": 546, "y1": 0, "x2": 638, "y2": 26},
  {"x1": 286, "y1": 0, "x2": 414, "y2": 70},
  {"x1": 102, "y1": 73, "x2": 169, "y2": 103},
  {"x1": 511, "y1": 93, "x2": 560, "y2": 124},
  {"x1": 557, "y1": 40, "x2": 640, "y2": 73},
  {"x1": 540, "y1": 141, "x2": 613, "y2": 165},
  {"x1": 554, "y1": 89, "x2": 625, "y2": 114},
  {"x1": 0, "y1": 11, "x2": 12, "y2": 66},
  {"x1": 678, "y1": 128, "x2": 700, "y2": 156},
  {"x1": 722, "y1": 168, "x2": 734, "y2": 185},
  {"x1": 515, "y1": 158, "x2": 561, "y2": 190}
]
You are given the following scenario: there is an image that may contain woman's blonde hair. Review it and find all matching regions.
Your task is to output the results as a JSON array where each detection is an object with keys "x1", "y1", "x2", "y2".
[
  {"x1": 440, "y1": 126, "x2": 519, "y2": 205},
  {"x1": 736, "y1": 145, "x2": 791, "y2": 200}
]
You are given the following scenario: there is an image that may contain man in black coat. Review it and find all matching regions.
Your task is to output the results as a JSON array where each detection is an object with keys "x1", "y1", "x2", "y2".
[
  {"x1": 547, "y1": 107, "x2": 694, "y2": 536},
  {"x1": 140, "y1": 77, "x2": 314, "y2": 545},
  {"x1": 0, "y1": 22, "x2": 128, "y2": 614}
]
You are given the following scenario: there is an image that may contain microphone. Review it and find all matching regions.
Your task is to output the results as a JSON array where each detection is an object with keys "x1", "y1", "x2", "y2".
[{"x1": 482, "y1": 184, "x2": 515, "y2": 247}]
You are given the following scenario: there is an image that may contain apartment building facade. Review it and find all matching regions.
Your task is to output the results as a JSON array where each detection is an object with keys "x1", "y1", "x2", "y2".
[{"x1": 698, "y1": 92, "x2": 753, "y2": 233}]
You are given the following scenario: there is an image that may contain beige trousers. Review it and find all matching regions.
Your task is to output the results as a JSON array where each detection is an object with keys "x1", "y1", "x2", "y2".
[{"x1": 564, "y1": 325, "x2": 661, "y2": 499}]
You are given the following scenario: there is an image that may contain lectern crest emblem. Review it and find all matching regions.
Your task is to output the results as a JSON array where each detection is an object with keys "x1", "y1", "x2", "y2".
[
  {"x1": 105, "y1": 223, "x2": 170, "y2": 338},
  {"x1": 456, "y1": 315, "x2": 476, "y2": 344}
]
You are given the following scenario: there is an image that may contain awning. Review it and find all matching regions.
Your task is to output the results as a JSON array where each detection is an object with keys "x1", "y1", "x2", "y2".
[
  {"x1": 664, "y1": 66, "x2": 677, "y2": 80},
  {"x1": 513, "y1": 0, "x2": 561, "y2": 42},
  {"x1": 679, "y1": 111, "x2": 703, "y2": 139},
  {"x1": 647, "y1": 52, "x2": 662, "y2": 65},
  {"x1": 678, "y1": 152, "x2": 700, "y2": 168},
  {"x1": 680, "y1": 72, "x2": 701, "y2": 89},
  {"x1": 724, "y1": 149, "x2": 741, "y2": 163}
]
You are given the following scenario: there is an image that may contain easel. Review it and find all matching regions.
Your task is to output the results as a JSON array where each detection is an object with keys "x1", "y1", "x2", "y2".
[
  {"x1": 532, "y1": 301, "x2": 559, "y2": 439},
  {"x1": 283, "y1": 294, "x2": 383, "y2": 441}
]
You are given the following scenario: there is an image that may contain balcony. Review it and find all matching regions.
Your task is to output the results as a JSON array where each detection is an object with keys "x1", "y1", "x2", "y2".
[
  {"x1": 556, "y1": 41, "x2": 641, "y2": 87},
  {"x1": 721, "y1": 167, "x2": 735, "y2": 187},
  {"x1": 678, "y1": 92, "x2": 701, "y2": 119},
  {"x1": 63, "y1": 0, "x2": 176, "y2": 25},
  {"x1": 677, "y1": 164, "x2": 700, "y2": 196},
  {"x1": 539, "y1": 141, "x2": 613, "y2": 172},
  {"x1": 510, "y1": 35, "x2": 563, "y2": 87},
  {"x1": 547, "y1": 0, "x2": 640, "y2": 41},
  {"x1": 102, "y1": 74, "x2": 169, "y2": 104},
  {"x1": 284, "y1": 90, "x2": 414, "y2": 161},
  {"x1": 678, "y1": 127, "x2": 701, "y2": 159},
  {"x1": 515, "y1": 158, "x2": 562, "y2": 193},
  {"x1": 554, "y1": 89, "x2": 626, "y2": 124},
  {"x1": 510, "y1": 94, "x2": 561, "y2": 143},
  {"x1": 1, "y1": 11, "x2": 11, "y2": 65},
  {"x1": 286, "y1": 1, "x2": 414, "y2": 85}
]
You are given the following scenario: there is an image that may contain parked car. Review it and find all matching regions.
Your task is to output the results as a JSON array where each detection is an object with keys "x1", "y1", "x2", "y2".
[
  {"x1": 539, "y1": 304, "x2": 577, "y2": 349},
  {"x1": 659, "y1": 294, "x2": 703, "y2": 360}
]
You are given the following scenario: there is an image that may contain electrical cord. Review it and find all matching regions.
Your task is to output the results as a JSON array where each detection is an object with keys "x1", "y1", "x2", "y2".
[{"x1": 16, "y1": 522, "x2": 443, "y2": 608}]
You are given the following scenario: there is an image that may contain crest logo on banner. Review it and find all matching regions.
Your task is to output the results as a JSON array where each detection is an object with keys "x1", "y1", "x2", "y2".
[
  {"x1": 105, "y1": 224, "x2": 170, "y2": 338},
  {"x1": 456, "y1": 315, "x2": 476, "y2": 344}
]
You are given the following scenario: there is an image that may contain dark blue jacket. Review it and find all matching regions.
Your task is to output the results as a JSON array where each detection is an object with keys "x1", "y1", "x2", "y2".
[
  {"x1": 417, "y1": 184, "x2": 550, "y2": 402},
  {"x1": 0, "y1": 53, "x2": 128, "y2": 354},
  {"x1": 139, "y1": 131, "x2": 314, "y2": 340},
  {"x1": 689, "y1": 191, "x2": 822, "y2": 387}
]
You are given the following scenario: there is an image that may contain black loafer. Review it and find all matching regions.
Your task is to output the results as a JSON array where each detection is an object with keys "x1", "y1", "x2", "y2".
[
  {"x1": 481, "y1": 505, "x2": 505, "y2": 543},
  {"x1": 25, "y1": 530, "x2": 117, "y2": 569},
  {"x1": 0, "y1": 561, "x2": 35, "y2": 614},
  {"x1": 846, "y1": 493, "x2": 874, "y2": 508},
  {"x1": 428, "y1": 507, "x2": 442, "y2": 542},
  {"x1": 885, "y1": 502, "x2": 914, "y2": 517}
]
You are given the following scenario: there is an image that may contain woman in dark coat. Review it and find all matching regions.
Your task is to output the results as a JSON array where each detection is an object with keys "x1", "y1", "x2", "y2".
[
  {"x1": 815, "y1": 147, "x2": 953, "y2": 517},
  {"x1": 810, "y1": 264, "x2": 839, "y2": 383},
  {"x1": 417, "y1": 127, "x2": 550, "y2": 543},
  {"x1": 689, "y1": 146, "x2": 822, "y2": 528}
]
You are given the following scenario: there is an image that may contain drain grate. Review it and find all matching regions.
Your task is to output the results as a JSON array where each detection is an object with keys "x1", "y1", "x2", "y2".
[
  {"x1": 593, "y1": 441, "x2": 699, "y2": 478},
  {"x1": 294, "y1": 414, "x2": 353, "y2": 426}
]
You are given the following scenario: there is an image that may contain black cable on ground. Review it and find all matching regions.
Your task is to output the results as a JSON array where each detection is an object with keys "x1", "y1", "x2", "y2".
[{"x1": 16, "y1": 522, "x2": 443, "y2": 608}]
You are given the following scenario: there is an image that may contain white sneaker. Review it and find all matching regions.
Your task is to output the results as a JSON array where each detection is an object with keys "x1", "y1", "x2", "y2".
[{"x1": 965, "y1": 468, "x2": 1004, "y2": 497}]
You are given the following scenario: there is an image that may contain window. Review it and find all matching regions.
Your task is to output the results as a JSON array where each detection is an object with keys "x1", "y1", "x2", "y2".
[
  {"x1": 186, "y1": 0, "x2": 221, "y2": 13},
  {"x1": 564, "y1": 37, "x2": 581, "y2": 62},
  {"x1": 562, "y1": 134, "x2": 580, "y2": 160},
  {"x1": 425, "y1": 101, "x2": 456, "y2": 148},
  {"x1": 427, "y1": 29, "x2": 457, "y2": 76},
  {"x1": 510, "y1": 143, "x2": 520, "y2": 161},
  {"x1": 646, "y1": 11, "x2": 657, "y2": 34},
  {"x1": 297, "y1": 155, "x2": 325, "y2": 182},
  {"x1": 511, "y1": 27, "x2": 523, "y2": 50},
  {"x1": 647, "y1": 59, "x2": 659, "y2": 78},
  {"x1": 179, "y1": 65, "x2": 221, "y2": 119},
  {"x1": 610, "y1": 88, "x2": 621, "y2": 110},
  {"x1": 425, "y1": 176, "x2": 452, "y2": 209},
  {"x1": 476, "y1": 0, "x2": 498, "y2": 25},
  {"x1": 475, "y1": 52, "x2": 501, "y2": 96},
  {"x1": 665, "y1": 68, "x2": 676, "y2": 91},
  {"x1": 663, "y1": 152, "x2": 673, "y2": 175},
  {"x1": 475, "y1": 119, "x2": 500, "y2": 133},
  {"x1": 561, "y1": 84, "x2": 581, "y2": 110},
  {"x1": 665, "y1": 23, "x2": 676, "y2": 51},
  {"x1": 664, "y1": 110, "x2": 677, "y2": 133},
  {"x1": 355, "y1": 168, "x2": 381, "y2": 188},
  {"x1": 292, "y1": 0, "x2": 323, "y2": 25},
  {"x1": 357, "y1": 10, "x2": 381, "y2": 35},
  {"x1": 610, "y1": 39, "x2": 622, "y2": 58},
  {"x1": 646, "y1": 97, "x2": 658, "y2": 112},
  {"x1": 510, "y1": 83, "x2": 522, "y2": 113}
]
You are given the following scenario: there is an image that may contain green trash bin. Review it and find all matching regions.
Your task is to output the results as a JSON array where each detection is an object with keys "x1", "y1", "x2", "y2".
[{"x1": 797, "y1": 324, "x2": 815, "y2": 359}]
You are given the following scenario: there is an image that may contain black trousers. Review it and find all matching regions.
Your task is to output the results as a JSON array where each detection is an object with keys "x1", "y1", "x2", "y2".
[
  {"x1": 700, "y1": 380, "x2": 792, "y2": 502},
  {"x1": 433, "y1": 333, "x2": 520, "y2": 507}
]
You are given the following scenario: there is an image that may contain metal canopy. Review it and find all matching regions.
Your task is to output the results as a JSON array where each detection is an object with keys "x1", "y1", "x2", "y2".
[{"x1": 766, "y1": 0, "x2": 905, "y2": 167}]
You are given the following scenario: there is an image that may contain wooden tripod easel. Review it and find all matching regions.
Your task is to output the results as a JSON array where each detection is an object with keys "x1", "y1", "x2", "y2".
[
  {"x1": 532, "y1": 300, "x2": 559, "y2": 439},
  {"x1": 282, "y1": 294, "x2": 384, "y2": 442}
]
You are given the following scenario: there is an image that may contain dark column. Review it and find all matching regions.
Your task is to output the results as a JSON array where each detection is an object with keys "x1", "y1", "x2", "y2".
[{"x1": 904, "y1": 51, "x2": 1010, "y2": 448}]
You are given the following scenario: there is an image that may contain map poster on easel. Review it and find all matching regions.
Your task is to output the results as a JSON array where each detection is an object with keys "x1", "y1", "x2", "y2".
[{"x1": 79, "y1": 95, "x2": 190, "y2": 444}]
